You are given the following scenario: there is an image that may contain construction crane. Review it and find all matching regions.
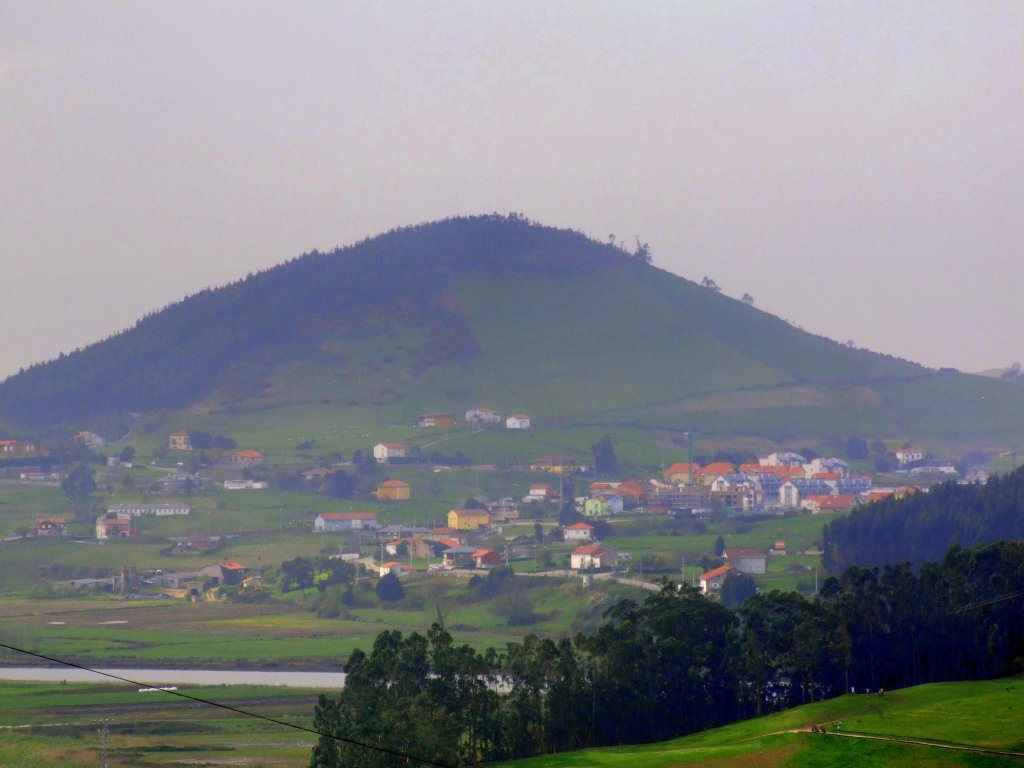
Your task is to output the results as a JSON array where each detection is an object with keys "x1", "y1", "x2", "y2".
[{"x1": 684, "y1": 427, "x2": 699, "y2": 485}]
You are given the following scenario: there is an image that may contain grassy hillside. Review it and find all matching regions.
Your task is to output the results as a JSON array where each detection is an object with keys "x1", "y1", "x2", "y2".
[
  {"x1": 0, "y1": 678, "x2": 1020, "y2": 768},
  {"x1": 3, "y1": 214, "x2": 1024, "y2": 450},
  {"x1": 493, "y1": 677, "x2": 1024, "y2": 767}
]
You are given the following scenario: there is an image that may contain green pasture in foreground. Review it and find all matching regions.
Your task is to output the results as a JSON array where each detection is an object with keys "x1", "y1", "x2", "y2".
[
  {"x1": 1, "y1": 676, "x2": 1019, "y2": 768},
  {"x1": 495, "y1": 677, "x2": 1024, "y2": 768},
  {"x1": 0, "y1": 681, "x2": 323, "y2": 767}
]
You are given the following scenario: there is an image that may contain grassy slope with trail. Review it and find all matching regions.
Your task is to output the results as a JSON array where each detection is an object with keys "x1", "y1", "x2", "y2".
[{"x1": 493, "y1": 677, "x2": 1024, "y2": 768}]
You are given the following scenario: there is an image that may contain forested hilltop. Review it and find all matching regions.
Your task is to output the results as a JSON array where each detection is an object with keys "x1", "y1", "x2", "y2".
[
  {"x1": 309, "y1": 540, "x2": 1024, "y2": 767},
  {"x1": 4, "y1": 214, "x2": 1024, "y2": 445},
  {"x1": 0, "y1": 215, "x2": 628, "y2": 425},
  {"x1": 824, "y1": 465, "x2": 1024, "y2": 570}
]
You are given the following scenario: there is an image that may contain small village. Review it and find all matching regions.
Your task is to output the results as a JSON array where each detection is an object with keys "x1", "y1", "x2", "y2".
[{"x1": 3, "y1": 406, "x2": 992, "y2": 606}]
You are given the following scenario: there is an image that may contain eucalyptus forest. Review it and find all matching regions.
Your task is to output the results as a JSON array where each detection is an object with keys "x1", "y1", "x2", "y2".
[{"x1": 309, "y1": 538, "x2": 1024, "y2": 767}]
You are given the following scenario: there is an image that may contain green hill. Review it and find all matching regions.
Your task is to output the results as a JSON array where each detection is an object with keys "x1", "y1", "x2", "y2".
[
  {"x1": 825, "y1": 465, "x2": 1024, "y2": 570},
  {"x1": 493, "y1": 677, "x2": 1024, "y2": 768},
  {"x1": 3, "y1": 214, "x2": 1024, "y2": 449}
]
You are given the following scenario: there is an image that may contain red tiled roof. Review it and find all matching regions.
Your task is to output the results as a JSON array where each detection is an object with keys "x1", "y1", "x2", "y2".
[
  {"x1": 565, "y1": 522, "x2": 595, "y2": 530},
  {"x1": 220, "y1": 561, "x2": 246, "y2": 570},
  {"x1": 701, "y1": 564, "x2": 734, "y2": 581},
  {"x1": 665, "y1": 462, "x2": 701, "y2": 473},
  {"x1": 816, "y1": 494, "x2": 856, "y2": 510},
  {"x1": 572, "y1": 544, "x2": 614, "y2": 556},
  {"x1": 804, "y1": 495, "x2": 833, "y2": 505},
  {"x1": 700, "y1": 462, "x2": 735, "y2": 475},
  {"x1": 725, "y1": 548, "x2": 767, "y2": 559}
]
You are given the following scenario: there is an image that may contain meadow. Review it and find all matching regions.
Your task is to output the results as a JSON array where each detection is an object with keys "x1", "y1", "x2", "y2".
[
  {"x1": 494, "y1": 677, "x2": 1024, "y2": 768},
  {"x1": 0, "y1": 680, "x2": 323, "y2": 767},
  {"x1": 1, "y1": 675, "x2": 1020, "y2": 767}
]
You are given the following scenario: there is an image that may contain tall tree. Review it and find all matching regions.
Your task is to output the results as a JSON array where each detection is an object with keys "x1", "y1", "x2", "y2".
[
  {"x1": 61, "y1": 463, "x2": 97, "y2": 504},
  {"x1": 590, "y1": 434, "x2": 619, "y2": 477}
]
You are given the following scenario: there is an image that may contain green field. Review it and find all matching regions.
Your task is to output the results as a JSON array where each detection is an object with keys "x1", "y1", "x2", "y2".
[
  {"x1": 0, "y1": 680, "x2": 323, "y2": 767},
  {"x1": 0, "y1": 676, "x2": 1020, "y2": 767},
  {"x1": 493, "y1": 677, "x2": 1024, "y2": 768},
  {"x1": 0, "y1": 568, "x2": 651, "y2": 668}
]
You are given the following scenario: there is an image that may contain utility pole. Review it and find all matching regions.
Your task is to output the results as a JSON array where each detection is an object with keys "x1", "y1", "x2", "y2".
[{"x1": 98, "y1": 721, "x2": 110, "y2": 768}]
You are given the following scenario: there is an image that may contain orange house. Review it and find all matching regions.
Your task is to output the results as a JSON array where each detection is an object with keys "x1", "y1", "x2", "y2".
[
  {"x1": 663, "y1": 462, "x2": 701, "y2": 484},
  {"x1": 699, "y1": 462, "x2": 735, "y2": 483},
  {"x1": 416, "y1": 414, "x2": 457, "y2": 428},
  {"x1": 377, "y1": 479, "x2": 411, "y2": 501}
]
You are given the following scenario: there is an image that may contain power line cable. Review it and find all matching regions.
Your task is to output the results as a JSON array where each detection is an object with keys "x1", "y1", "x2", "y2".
[
  {"x1": 0, "y1": 639, "x2": 453, "y2": 768},
  {"x1": 954, "y1": 589, "x2": 1024, "y2": 614}
]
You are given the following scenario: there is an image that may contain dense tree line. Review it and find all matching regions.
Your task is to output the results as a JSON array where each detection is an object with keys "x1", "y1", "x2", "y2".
[
  {"x1": 0, "y1": 215, "x2": 635, "y2": 426},
  {"x1": 309, "y1": 540, "x2": 1024, "y2": 767},
  {"x1": 824, "y1": 466, "x2": 1024, "y2": 570}
]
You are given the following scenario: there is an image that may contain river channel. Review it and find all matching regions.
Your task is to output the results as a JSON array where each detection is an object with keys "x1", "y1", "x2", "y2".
[{"x1": 0, "y1": 667, "x2": 346, "y2": 688}]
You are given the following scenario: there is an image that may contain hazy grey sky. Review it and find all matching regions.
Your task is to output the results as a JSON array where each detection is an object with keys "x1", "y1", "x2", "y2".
[{"x1": 2, "y1": 1, "x2": 1022, "y2": 380}]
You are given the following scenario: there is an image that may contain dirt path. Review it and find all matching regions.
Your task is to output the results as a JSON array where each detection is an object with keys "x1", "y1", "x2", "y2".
[
  {"x1": 822, "y1": 730, "x2": 1024, "y2": 759},
  {"x1": 419, "y1": 427, "x2": 483, "y2": 448},
  {"x1": 747, "y1": 725, "x2": 1024, "y2": 759}
]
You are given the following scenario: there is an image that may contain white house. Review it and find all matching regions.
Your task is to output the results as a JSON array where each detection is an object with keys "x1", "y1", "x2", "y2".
[
  {"x1": 804, "y1": 457, "x2": 850, "y2": 478},
  {"x1": 95, "y1": 514, "x2": 133, "y2": 540},
  {"x1": 465, "y1": 407, "x2": 502, "y2": 424},
  {"x1": 760, "y1": 452, "x2": 806, "y2": 468},
  {"x1": 708, "y1": 474, "x2": 753, "y2": 493},
  {"x1": 523, "y1": 483, "x2": 556, "y2": 504},
  {"x1": 106, "y1": 503, "x2": 192, "y2": 518},
  {"x1": 224, "y1": 479, "x2": 268, "y2": 490},
  {"x1": 724, "y1": 548, "x2": 767, "y2": 575},
  {"x1": 570, "y1": 544, "x2": 619, "y2": 570},
  {"x1": 700, "y1": 564, "x2": 734, "y2": 594},
  {"x1": 378, "y1": 561, "x2": 414, "y2": 578},
  {"x1": 896, "y1": 448, "x2": 924, "y2": 466},
  {"x1": 563, "y1": 522, "x2": 596, "y2": 541},
  {"x1": 74, "y1": 431, "x2": 105, "y2": 448},
  {"x1": 314, "y1": 512, "x2": 381, "y2": 532},
  {"x1": 506, "y1": 414, "x2": 531, "y2": 430},
  {"x1": 373, "y1": 442, "x2": 407, "y2": 462}
]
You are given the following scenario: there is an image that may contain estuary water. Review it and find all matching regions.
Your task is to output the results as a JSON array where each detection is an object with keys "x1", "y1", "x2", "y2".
[{"x1": 0, "y1": 667, "x2": 346, "y2": 688}]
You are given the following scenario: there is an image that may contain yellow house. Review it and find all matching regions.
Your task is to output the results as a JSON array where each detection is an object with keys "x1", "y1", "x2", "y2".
[
  {"x1": 447, "y1": 508, "x2": 490, "y2": 531},
  {"x1": 377, "y1": 479, "x2": 411, "y2": 501},
  {"x1": 168, "y1": 430, "x2": 192, "y2": 451},
  {"x1": 530, "y1": 455, "x2": 584, "y2": 474}
]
